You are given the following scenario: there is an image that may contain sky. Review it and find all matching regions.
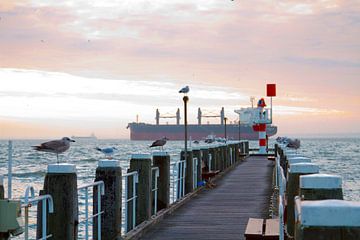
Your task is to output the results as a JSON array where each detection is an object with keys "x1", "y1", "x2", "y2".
[{"x1": 0, "y1": 0, "x2": 359, "y2": 139}]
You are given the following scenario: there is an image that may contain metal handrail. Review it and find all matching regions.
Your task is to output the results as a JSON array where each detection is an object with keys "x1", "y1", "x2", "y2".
[
  {"x1": 8, "y1": 140, "x2": 13, "y2": 199},
  {"x1": 178, "y1": 160, "x2": 186, "y2": 200},
  {"x1": 22, "y1": 186, "x2": 54, "y2": 240},
  {"x1": 192, "y1": 158, "x2": 198, "y2": 189},
  {"x1": 123, "y1": 171, "x2": 138, "y2": 233},
  {"x1": 170, "y1": 160, "x2": 186, "y2": 202},
  {"x1": 170, "y1": 162, "x2": 177, "y2": 203},
  {"x1": 279, "y1": 195, "x2": 284, "y2": 240},
  {"x1": 151, "y1": 167, "x2": 159, "y2": 215},
  {"x1": 78, "y1": 180, "x2": 105, "y2": 240},
  {"x1": 276, "y1": 154, "x2": 287, "y2": 240}
]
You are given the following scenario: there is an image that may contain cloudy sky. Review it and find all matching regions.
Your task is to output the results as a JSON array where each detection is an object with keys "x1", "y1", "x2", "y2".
[{"x1": 0, "y1": 0, "x2": 359, "y2": 139}]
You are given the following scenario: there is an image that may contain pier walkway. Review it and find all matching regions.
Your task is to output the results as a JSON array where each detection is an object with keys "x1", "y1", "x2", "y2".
[{"x1": 140, "y1": 156, "x2": 273, "y2": 240}]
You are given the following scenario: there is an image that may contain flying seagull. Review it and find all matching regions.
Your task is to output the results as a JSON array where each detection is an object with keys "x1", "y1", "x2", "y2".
[
  {"x1": 179, "y1": 85, "x2": 189, "y2": 94},
  {"x1": 150, "y1": 137, "x2": 169, "y2": 150},
  {"x1": 95, "y1": 147, "x2": 117, "y2": 159},
  {"x1": 32, "y1": 137, "x2": 75, "y2": 164}
]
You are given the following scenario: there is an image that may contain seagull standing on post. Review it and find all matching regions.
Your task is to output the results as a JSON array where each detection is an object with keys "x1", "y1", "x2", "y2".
[
  {"x1": 179, "y1": 85, "x2": 189, "y2": 95},
  {"x1": 95, "y1": 147, "x2": 117, "y2": 159},
  {"x1": 150, "y1": 137, "x2": 169, "y2": 151},
  {"x1": 32, "y1": 137, "x2": 75, "y2": 164}
]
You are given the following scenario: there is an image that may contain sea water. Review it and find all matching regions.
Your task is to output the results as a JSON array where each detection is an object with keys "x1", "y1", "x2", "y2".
[{"x1": 0, "y1": 138, "x2": 359, "y2": 238}]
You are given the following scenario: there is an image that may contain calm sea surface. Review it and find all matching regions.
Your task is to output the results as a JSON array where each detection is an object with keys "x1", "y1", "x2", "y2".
[{"x1": 0, "y1": 138, "x2": 359, "y2": 237}]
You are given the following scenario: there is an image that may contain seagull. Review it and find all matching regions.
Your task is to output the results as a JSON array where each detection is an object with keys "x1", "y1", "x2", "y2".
[
  {"x1": 32, "y1": 137, "x2": 75, "y2": 164},
  {"x1": 95, "y1": 147, "x2": 117, "y2": 159},
  {"x1": 150, "y1": 137, "x2": 169, "y2": 150},
  {"x1": 179, "y1": 85, "x2": 189, "y2": 94}
]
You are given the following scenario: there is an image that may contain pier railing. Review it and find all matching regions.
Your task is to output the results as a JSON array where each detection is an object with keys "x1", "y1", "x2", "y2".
[
  {"x1": 1, "y1": 140, "x2": 250, "y2": 239},
  {"x1": 123, "y1": 171, "x2": 138, "y2": 233},
  {"x1": 22, "y1": 186, "x2": 54, "y2": 240},
  {"x1": 151, "y1": 167, "x2": 159, "y2": 215},
  {"x1": 78, "y1": 181, "x2": 105, "y2": 240},
  {"x1": 170, "y1": 160, "x2": 186, "y2": 202},
  {"x1": 274, "y1": 144, "x2": 360, "y2": 240}
]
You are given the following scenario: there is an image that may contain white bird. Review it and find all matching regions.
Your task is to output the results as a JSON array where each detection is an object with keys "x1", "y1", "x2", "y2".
[
  {"x1": 32, "y1": 137, "x2": 75, "y2": 164},
  {"x1": 95, "y1": 147, "x2": 117, "y2": 159},
  {"x1": 179, "y1": 85, "x2": 189, "y2": 94},
  {"x1": 150, "y1": 137, "x2": 169, "y2": 150}
]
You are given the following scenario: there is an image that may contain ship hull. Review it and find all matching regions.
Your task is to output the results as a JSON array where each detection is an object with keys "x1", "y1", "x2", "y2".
[{"x1": 128, "y1": 123, "x2": 277, "y2": 140}]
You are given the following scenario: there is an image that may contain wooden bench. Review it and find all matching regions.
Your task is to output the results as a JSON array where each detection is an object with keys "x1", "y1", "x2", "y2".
[
  {"x1": 244, "y1": 218, "x2": 264, "y2": 240},
  {"x1": 244, "y1": 218, "x2": 279, "y2": 240},
  {"x1": 264, "y1": 219, "x2": 279, "y2": 240},
  {"x1": 201, "y1": 170, "x2": 220, "y2": 180}
]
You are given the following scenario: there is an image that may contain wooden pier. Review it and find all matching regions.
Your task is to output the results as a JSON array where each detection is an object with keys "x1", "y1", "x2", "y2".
[{"x1": 139, "y1": 156, "x2": 273, "y2": 240}]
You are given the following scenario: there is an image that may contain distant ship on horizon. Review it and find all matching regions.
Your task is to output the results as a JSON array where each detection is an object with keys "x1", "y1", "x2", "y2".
[
  {"x1": 127, "y1": 105, "x2": 277, "y2": 141},
  {"x1": 71, "y1": 133, "x2": 97, "y2": 140}
]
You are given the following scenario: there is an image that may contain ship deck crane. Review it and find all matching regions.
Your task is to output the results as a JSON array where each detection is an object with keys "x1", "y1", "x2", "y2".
[{"x1": 156, "y1": 108, "x2": 181, "y2": 125}]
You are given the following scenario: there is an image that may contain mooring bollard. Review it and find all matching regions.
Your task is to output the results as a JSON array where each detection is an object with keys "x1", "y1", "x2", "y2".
[
  {"x1": 294, "y1": 199, "x2": 360, "y2": 240},
  {"x1": 300, "y1": 174, "x2": 343, "y2": 200},
  {"x1": 181, "y1": 149, "x2": 194, "y2": 194},
  {"x1": 152, "y1": 152, "x2": 170, "y2": 211},
  {"x1": 129, "y1": 154, "x2": 152, "y2": 225},
  {"x1": 287, "y1": 163, "x2": 319, "y2": 237},
  {"x1": 38, "y1": 163, "x2": 78, "y2": 239},
  {"x1": 192, "y1": 148, "x2": 202, "y2": 187},
  {"x1": 93, "y1": 160, "x2": 122, "y2": 240}
]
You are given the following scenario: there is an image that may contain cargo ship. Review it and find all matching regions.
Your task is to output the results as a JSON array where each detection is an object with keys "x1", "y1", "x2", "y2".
[
  {"x1": 127, "y1": 106, "x2": 277, "y2": 140},
  {"x1": 71, "y1": 133, "x2": 97, "y2": 141}
]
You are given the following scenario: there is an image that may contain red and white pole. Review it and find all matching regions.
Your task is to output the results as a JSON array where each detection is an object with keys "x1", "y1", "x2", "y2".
[{"x1": 258, "y1": 123, "x2": 267, "y2": 154}]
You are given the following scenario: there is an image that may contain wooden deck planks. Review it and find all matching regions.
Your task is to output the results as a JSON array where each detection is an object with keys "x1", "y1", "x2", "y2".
[{"x1": 139, "y1": 156, "x2": 273, "y2": 240}]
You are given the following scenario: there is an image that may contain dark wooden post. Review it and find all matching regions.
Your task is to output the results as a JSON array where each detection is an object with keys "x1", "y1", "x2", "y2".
[
  {"x1": 0, "y1": 176, "x2": 4, "y2": 199},
  {"x1": 181, "y1": 149, "x2": 194, "y2": 194},
  {"x1": 129, "y1": 154, "x2": 152, "y2": 225},
  {"x1": 234, "y1": 143, "x2": 240, "y2": 161},
  {"x1": 0, "y1": 176, "x2": 9, "y2": 240},
  {"x1": 300, "y1": 174, "x2": 343, "y2": 200},
  {"x1": 294, "y1": 199, "x2": 360, "y2": 240},
  {"x1": 218, "y1": 145, "x2": 225, "y2": 171},
  {"x1": 38, "y1": 164, "x2": 78, "y2": 240},
  {"x1": 287, "y1": 163, "x2": 319, "y2": 237},
  {"x1": 200, "y1": 147, "x2": 209, "y2": 172},
  {"x1": 152, "y1": 152, "x2": 170, "y2": 211},
  {"x1": 286, "y1": 156, "x2": 311, "y2": 174},
  {"x1": 208, "y1": 147, "x2": 216, "y2": 171},
  {"x1": 274, "y1": 143, "x2": 278, "y2": 157},
  {"x1": 93, "y1": 160, "x2": 122, "y2": 240}
]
